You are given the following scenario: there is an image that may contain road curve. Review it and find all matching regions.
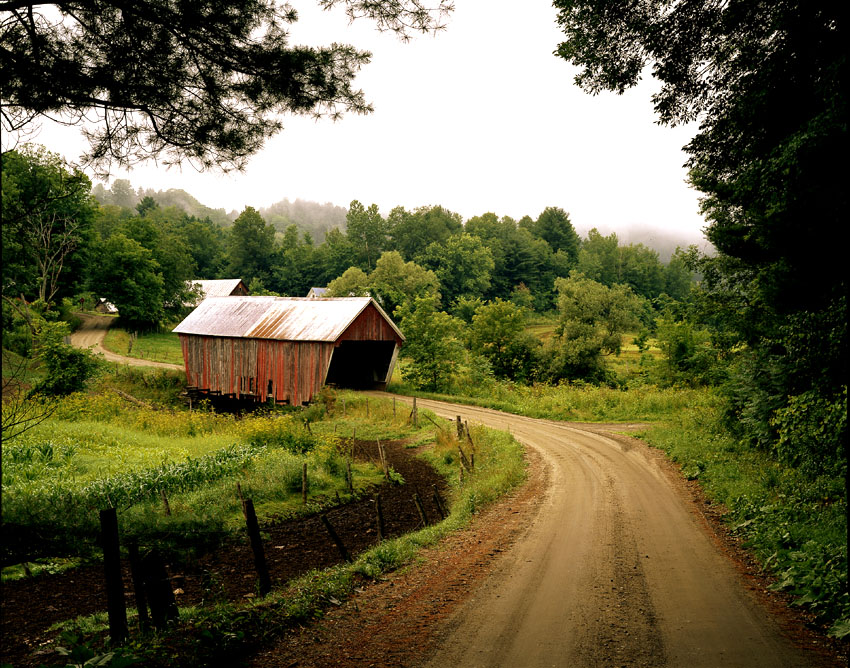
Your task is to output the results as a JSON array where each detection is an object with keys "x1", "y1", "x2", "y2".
[
  {"x1": 376, "y1": 395, "x2": 821, "y2": 668},
  {"x1": 70, "y1": 313, "x2": 184, "y2": 371}
]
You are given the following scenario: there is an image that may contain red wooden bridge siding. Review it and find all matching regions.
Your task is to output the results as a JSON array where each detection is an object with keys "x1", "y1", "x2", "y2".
[
  {"x1": 180, "y1": 335, "x2": 334, "y2": 405},
  {"x1": 176, "y1": 298, "x2": 403, "y2": 405}
]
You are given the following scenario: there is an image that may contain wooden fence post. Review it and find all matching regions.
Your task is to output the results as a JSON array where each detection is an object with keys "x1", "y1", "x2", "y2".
[
  {"x1": 237, "y1": 483, "x2": 247, "y2": 519},
  {"x1": 413, "y1": 492, "x2": 429, "y2": 528},
  {"x1": 412, "y1": 397, "x2": 418, "y2": 428},
  {"x1": 456, "y1": 415, "x2": 464, "y2": 439},
  {"x1": 126, "y1": 539, "x2": 150, "y2": 631},
  {"x1": 141, "y1": 548, "x2": 179, "y2": 629},
  {"x1": 378, "y1": 441, "x2": 389, "y2": 480},
  {"x1": 321, "y1": 515, "x2": 351, "y2": 562},
  {"x1": 375, "y1": 493, "x2": 385, "y2": 541},
  {"x1": 160, "y1": 489, "x2": 171, "y2": 516},
  {"x1": 432, "y1": 485, "x2": 447, "y2": 520},
  {"x1": 347, "y1": 460, "x2": 354, "y2": 493},
  {"x1": 243, "y1": 499, "x2": 272, "y2": 597},
  {"x1": 99, "y1": 508, "x2": 128, "y2": 643}
]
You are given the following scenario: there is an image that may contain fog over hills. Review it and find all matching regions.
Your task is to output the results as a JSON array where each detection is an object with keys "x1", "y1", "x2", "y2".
[
  {"x1": 574, "y1": 223, "x2": 712, "y2": 261},
  {"x1": 93, "y1": 180, "x2": 711, "y2": 261}
]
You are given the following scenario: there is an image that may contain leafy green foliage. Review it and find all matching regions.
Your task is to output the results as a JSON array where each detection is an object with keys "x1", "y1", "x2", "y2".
[
  {"x1": 227, "y1": 207, "x2": 276, "y2": 286},
  {"x1": 654, "y1": 316, "x2": 723, "y2": 387},
  {"x1": 53, "y1": 632, "x2": 141, "y2": 667},
  {"x1": 772, "y1": 388, "x2": 847, "y2": 478},
  {"x1": 420, "y1": 233, "x2": 494, "y2": 308},
  {"x1": 396, "y1": 296, "x2": 465, "y2": 391},
  {"x1": 345, "y1": 200, "x2": 388, "y2": 271},
  {"x1": 388, "y1": 205, "x2": 463, "y2": 262},
  {"x1": 31, "y1": 335, "x2": 102, "y2": 397},
  {"x1": 468, "y1": 299, "x2": 540, "y2": 382},
  {"x1": 542, "y1": 274, "x2": 643, "y2": 383},
  {"x1": 533, "y1": 206, "x2": 580, "y2": 263},
  {"x1": 1, "y1": 146, "x2": 97, "y2": 304},
  {"x1": 89, "y1": 233, "x2": 165, "y2": 329},
  {"x1": 553, "y1": 0, "x2": 847, "y2": 480}
]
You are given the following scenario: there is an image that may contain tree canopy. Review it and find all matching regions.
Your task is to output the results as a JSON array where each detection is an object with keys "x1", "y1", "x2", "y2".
[
  {"x1": 1, "y1": 0, "x2": 453, "y2": 174},
  {"x1": 555, "y1": 0, "x2": 846, "y2": 470}
]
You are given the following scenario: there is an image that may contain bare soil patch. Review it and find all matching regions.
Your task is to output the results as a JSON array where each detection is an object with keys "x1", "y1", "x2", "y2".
[{"x1": 0, "y1": 440, "x2": 448, "y2": 667}]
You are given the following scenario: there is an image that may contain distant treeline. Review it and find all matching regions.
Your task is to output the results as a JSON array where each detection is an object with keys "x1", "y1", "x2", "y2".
[{"x1": 90, "y1": 178, "x2": 707, "y2": 260}]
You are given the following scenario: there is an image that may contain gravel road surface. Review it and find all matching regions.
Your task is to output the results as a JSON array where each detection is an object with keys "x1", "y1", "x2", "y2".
[{"x1": 384, "y1": 396, "x2": 824, "y2": 668}]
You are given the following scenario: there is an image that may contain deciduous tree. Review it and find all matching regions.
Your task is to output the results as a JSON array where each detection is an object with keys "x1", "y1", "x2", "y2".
[
  {"x1": 1, "y1": 145, "x2": 97, "y2": 304},
  {"x1": 227, "y1": 206, "x2": 276, "y2": 285},
  {"x1": 554, "y1": 0, "x2": 847, "y2": 470},
  {"x1": 396, "y1": 295, "x2": 464, "y2": 392},
  {"x1": 543, "y1": 273, "x2": 642, "y2": 383},
  {"x1": 420, "y1": 233, "x2": 493, "y2": 307},
  {"x1": 469, "y1": 299, "x2": 539, "y2": 382}
]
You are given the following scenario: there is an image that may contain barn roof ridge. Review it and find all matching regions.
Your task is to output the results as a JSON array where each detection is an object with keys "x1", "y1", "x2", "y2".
[{"x1": 173, "y1": 295, "x2": 404, "y2": 343}]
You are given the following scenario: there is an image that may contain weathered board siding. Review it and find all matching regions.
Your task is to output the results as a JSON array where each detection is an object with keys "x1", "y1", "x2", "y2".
[
  {"x1": 180, "y1": 334, "x2": 334, "y2": 405},
  {"x1": 338, "y1": 302, "x2": 403, "y2": 344}
]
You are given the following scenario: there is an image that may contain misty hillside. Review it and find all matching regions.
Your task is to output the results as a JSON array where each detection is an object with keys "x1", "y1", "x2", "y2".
[
  {"x1": 574, "y1": 223, "x2": 712, "y2": 262},
  {"x1": 92, "y1": 181, "x2": 232, "y2": 227},
  {"x1": 92, "y1": 179, "x2": 709, "y2": 260},
  {"x1": 259, "y1": 198, "x2": 348, "y2": 242}
]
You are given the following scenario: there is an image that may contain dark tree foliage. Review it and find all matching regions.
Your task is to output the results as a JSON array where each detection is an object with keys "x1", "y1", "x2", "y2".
[
  {"x1": 1, "y1": 0, "x2": 452, "y2": 174},
  {"x1": 554, "y1": 1, "x2": 847, "y2": 472},
  {"x1": 533, "y1": 206, "x2": 580, "y2": 264},
  {"x1": 388, "y1": 205, "x2": 463, "y2": 261},
  {"x1": 1, "y1": 146, "x2": 97, "y2": 304}
]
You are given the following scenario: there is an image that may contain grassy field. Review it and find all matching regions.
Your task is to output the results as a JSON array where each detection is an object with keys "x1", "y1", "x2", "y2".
[
  {"x1": 102, "y1": 328, "x2": 184, "y2": 365},
  {"x1": 1, "y1": 390, "x2": 423, "y2": 567}
]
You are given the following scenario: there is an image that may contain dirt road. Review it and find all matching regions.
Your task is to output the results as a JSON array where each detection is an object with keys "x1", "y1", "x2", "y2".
[
  {"x1": 376, "y1": 396, "x2": 825, "y2": 668},
  {"x1": 70, "y1": 313, "x2": 183, "y2": 371}
]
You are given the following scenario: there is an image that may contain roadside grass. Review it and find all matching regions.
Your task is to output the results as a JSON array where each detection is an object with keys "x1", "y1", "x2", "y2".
[
  {"x1": 102, "y1": 328, "x2": 184, "y2": 365},
  {"x1": 91, "y1": 363, "x2": 187, "y2": 405},
  {"x1": 389, "y1": 374, "x2": 709, "y2": 424},
  {"x1": 1, "y1": 348, "x2": 45, "y2": 388},
  {"x1": 33, "y1": 396, "x2": 526, "y2": 667},
  {"x1": 640, "y1": 406, "x2": 849, "y2": 637}
]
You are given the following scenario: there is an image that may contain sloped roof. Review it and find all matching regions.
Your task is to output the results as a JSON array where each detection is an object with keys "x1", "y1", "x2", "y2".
[
  {"x1": 192, "y1": 279, "x2": 246, "y2": 298},
  {"x1": 173, "y1": 296, "x2": 404, "y2": 342}
]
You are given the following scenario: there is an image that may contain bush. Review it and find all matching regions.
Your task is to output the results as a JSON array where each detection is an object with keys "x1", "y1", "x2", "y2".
[{"x1": 31, "y1": 338, "x2": 102, "y2": 396}]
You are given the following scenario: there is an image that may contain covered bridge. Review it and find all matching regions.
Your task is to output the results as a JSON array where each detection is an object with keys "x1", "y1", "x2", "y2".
[{"x1": 173, "y1": 296, "x2": 404, "y2": 405}]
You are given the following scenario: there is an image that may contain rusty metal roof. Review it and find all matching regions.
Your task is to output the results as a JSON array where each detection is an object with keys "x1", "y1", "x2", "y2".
[{"x1": 173, "y1": 296, "x2": 404, "y2": 342}]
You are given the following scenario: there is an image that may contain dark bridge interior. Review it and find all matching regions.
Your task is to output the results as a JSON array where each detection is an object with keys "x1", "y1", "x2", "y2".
[{"x1": 325, "y1": 341, "x2": 397, "y2": 390}]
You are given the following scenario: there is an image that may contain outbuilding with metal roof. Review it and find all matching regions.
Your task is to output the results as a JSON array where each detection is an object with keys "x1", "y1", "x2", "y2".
[{"x1": 173, "y1": 296, "x2": 404, "y2": 405}]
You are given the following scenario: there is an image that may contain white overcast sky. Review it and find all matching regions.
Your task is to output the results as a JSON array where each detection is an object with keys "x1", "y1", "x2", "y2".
[{"x1": 26, "y1": 0, "x2": 708, "y2": 244}]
